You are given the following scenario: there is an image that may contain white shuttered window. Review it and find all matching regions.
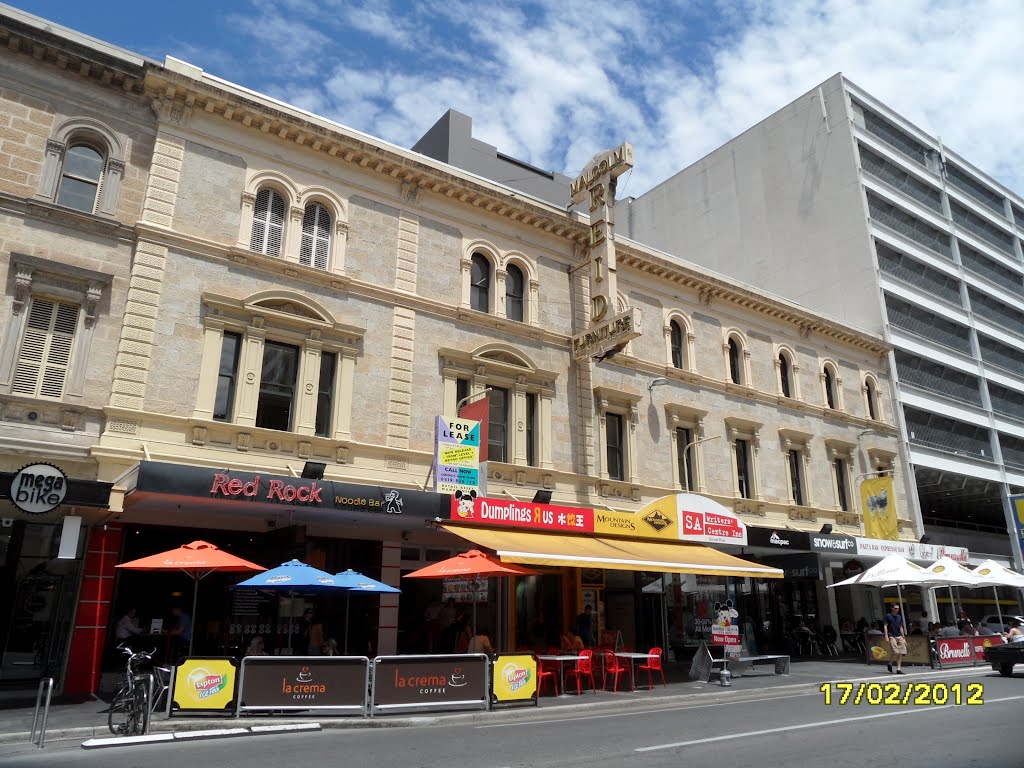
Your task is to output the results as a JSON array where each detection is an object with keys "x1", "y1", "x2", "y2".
[
  {"x1": 250, "y1": 188, "x2": 286, "y2": 256},
  {"x1": 300, "y1": 203, "x2": 331, "y2": 269},
  {"x1": 12, "y1": 298, "x2": 80, "y2": 399}
]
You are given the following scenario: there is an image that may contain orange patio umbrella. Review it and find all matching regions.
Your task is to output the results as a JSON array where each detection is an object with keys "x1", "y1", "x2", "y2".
[
  {"x1": 404, "y1": 550, "x2": 536, "y2": 637},
  {"x1": 116, "y1": 540, "x2": 265, "y2": 655}
]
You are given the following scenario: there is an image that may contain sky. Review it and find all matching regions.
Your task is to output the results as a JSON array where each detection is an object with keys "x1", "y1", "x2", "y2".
[{"x1": 10, "y1": 0, "x2": 1024, "y2": 199}]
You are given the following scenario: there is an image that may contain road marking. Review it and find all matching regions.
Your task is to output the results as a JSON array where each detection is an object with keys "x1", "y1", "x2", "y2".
[
  {"x1": 476, "y1": 691, "x2": 821, "y2": 728},
  {"x1": 635, "y1": 694, "x2": 1024, "y2": 752},
  {"x1": 476, "y1": 667, "x2": 987, "y2": 730}
]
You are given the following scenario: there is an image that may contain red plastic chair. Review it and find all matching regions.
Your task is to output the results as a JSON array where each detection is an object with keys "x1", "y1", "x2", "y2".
[
  {"x1": 537, "y1": 658, "x2": 560, "y2": 696},
  {"x1": 600, "y1": 649, "x2": 632, "y2": 692},
  {"x1": 638, "y1": 647, "x2": 666, "y2": 689},
  {"x1": 564, "y1": 649, "x2": 597, "y2": 694}
]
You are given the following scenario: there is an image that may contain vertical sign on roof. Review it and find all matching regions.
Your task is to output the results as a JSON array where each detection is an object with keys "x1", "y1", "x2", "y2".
[{"x1": 569, "y1": 143, "x2": 643, "y2": 360}]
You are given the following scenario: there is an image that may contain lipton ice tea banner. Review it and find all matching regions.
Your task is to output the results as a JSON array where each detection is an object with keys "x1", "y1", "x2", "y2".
[
  {"x1": 491, "y1": 653, "x2": 537, "y2": 706},
  {"x1": 861, "y1": 475, "x2": 898, "y2": 541},
  {"x1": 172, "y1": 657, "x2": 239, "y2": 713}
]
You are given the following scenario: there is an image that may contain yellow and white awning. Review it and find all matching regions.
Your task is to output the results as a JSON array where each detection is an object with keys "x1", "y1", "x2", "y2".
[{"x1": 440, "y1": 523, "x2": 782, "y2": 579}]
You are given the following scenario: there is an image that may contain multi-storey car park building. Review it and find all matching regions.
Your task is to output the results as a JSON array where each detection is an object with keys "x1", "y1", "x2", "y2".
[
  {"x1": 1, "y1": 9, "x2": 966, "y2": 697},
  {"x1": 618, "y1": 74, "x2": 1024, "y2": 579}
]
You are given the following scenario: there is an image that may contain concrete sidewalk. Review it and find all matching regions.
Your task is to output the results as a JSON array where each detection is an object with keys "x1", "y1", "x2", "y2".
[{"x1": 0, "y1": 657, "x2": 931, "y2": 750}]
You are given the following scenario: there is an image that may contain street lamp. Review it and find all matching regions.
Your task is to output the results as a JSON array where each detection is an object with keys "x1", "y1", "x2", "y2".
[
  {"x1": 682, "y1": 434, "x2": 722, "y2": 492},
  {"x1": 648, "y1": 378, "x2": 670, "y2": 395}
]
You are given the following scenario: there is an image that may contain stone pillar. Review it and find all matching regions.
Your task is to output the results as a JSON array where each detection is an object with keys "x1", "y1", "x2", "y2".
[{"x1": 377, "y1": 540, "x2": 402, "y2": 656}]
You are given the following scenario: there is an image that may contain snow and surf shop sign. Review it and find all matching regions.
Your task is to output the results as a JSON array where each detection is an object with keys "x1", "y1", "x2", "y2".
[{"x1": 435, "y1": 416, "x2": 480, "y2": 496}]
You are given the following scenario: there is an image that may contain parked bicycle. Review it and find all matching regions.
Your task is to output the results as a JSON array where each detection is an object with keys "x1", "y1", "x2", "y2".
[{"x1": 107, "y1": 644, "x2": 169, "y2": 736}]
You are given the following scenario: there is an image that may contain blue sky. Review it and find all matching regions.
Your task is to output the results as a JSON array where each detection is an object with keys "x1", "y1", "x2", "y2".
[{"x1": 10, "y1": 0, "x2": 1024, "y2": 198}]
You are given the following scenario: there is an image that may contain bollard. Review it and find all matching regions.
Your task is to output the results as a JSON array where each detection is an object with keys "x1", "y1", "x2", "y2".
[{"x1": 29, "y1": 677, "x2": 54, "y2": 748}]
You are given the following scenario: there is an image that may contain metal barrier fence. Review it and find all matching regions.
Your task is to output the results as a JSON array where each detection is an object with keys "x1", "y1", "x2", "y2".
[
  {"x1": 237, "y1": 656, "x2": 370, "y2": 717},
  {"x1": 370, "y1": 654, "x2": 490, "y2": 716}
]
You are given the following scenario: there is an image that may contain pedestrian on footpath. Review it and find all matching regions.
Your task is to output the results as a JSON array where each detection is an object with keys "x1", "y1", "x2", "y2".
[{"x1": 884, "y1": 603, "x2": 907, "y2": 674}]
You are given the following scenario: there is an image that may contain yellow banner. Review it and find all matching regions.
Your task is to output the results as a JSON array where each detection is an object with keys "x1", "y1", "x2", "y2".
[
  {"x1": 173, "y1": 658, "x2": 237, "y2": 711},
  {"x1": 861, "y1": 476, "x2": 898, "y2": 541}
]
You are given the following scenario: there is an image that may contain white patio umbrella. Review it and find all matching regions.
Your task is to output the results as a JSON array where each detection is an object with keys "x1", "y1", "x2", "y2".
[
  {"x1": 828, "y1": 555, "x2": 932, "y2": 616},
  {"x1": 971, "y1": 559, "x2": 1024, "y2": 630},
  {"x1": 922, "y1": 557, "x2": 985, "y2": 623}
]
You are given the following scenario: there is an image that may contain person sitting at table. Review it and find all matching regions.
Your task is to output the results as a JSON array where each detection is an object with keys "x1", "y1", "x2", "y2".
[
  {"x1": 937, "y1": 620, "x2": 961, "y2": 637},
  {"x1": 321, "y1": 638, "x2": 339, "y2": 656},
  {"x1": 454, "y1": 620, "x2": 473, "y2": 653},
  {"x1": 561, "y1": 628, "x2": 584, "y2": 653},
  {"x1": 909, "y1": 621, "x2": 923, "y2": 636},
  {"x1": 245, "y1": 636, "x2": 269, "y2": 656},
  {"x1": 468, "y1": 626, "x2": 495, "y2": 655},
  {"x1": 115, "y1": 608, "x2": 142, "y2": 642},
  {"x1": 865, "y1": 620, "x2": 884, "y2": 636},
  {"x1": 1004, "y1": 618, "x2": 1024, "y2": 642}
]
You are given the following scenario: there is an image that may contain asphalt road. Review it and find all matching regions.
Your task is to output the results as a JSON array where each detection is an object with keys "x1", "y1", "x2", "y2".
[{"x1": 3, "y1": 669, "x2": 1020, "y2": 768}]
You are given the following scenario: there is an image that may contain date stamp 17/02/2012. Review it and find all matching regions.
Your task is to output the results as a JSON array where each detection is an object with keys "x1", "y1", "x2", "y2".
[{"x1": 820, "y1": 682, "x2": 984, "y2": 706}]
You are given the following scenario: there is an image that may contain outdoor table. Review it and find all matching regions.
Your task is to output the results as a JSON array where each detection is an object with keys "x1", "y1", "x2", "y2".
[
  {"x1": 614, "y1": 652, "x2": 656, "y2": 692},
  {"x1": 537, "y1": 654, "x2": 584, "y2": 696}
]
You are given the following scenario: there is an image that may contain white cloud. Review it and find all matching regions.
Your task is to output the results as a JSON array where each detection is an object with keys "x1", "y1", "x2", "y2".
[{"x1": 229, "y1": 0, "x2": 1024, "y2": 197}]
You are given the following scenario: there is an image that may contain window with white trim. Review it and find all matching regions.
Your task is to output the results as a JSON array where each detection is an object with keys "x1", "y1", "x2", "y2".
[
  {"x1": 834, "y1": 458, "x2": 850, "y2": 511},
  {"x1": 821, "y1": 362, "x2": 843, "y2": 410},
  {"x1": 12, "y1": 297, "x2": 79, "y2": 399},
  {"x1": 56, "y1": 144, "x2": 105, "y2": 214},
  {"x1": 38, "y1": 120, "x2": 126, "y2": 217},
  {"x1": 595, "y1": 386, "x2": 641, "y2": 485},
  {"x1": 727, "y1": 418, "x2": 762, "y2": 500},
  {"x1": 676, "y1": 426, "x2": 694, "y2": 490},
  {"x1": 777, "y1": 350, "x2": 795, "y2": 398},
  {"x1": 787, "y1": 448, "x2": 805, "y2": 506},
  {"x1": 194, "y1": 292, "x2": 363, "y2": 440},
  {"x1": 250, "y1": 188, "x2": 286, "y2": 256},
  {"x1": 670, "y1": 321, "x2": 684, "y2": 369},
  {"x1": 606, "y1": 412, "x2": 625, "y2": 481},
  {"x1": 470, "y1": 253, "x2": 491, "y2": 312},
  {"x1": 0, "y1": 258, "x2": 109, "y2": 403},
  {"x1": 864, "y1": 375, "x2": 882, "y2": 421},
  {"x1": 505, "y1": 264, "x2": 525, "y2": 322},
  {"x1": 441, "y1": 346, "x2": 555, "y2": 469},
  {"x1": 300, "y1": 203, "x2": 332, "y2": 269}
]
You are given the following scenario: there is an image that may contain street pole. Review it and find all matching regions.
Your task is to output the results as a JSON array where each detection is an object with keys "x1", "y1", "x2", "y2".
[
  {"x1": 682, "y1": 435, "x2": 722, "y2": 492},
  {"x1": 456, "y1": 387, "x2": 493, "y2": 414}
]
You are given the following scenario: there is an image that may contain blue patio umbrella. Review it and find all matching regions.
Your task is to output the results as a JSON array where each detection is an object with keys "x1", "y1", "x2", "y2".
[
  {"x1": 334, "y1": 569, "x2": 400, "y2": 655},
  {"x1": 234, "y1": 559, "x2": 343, "y2": 653}
]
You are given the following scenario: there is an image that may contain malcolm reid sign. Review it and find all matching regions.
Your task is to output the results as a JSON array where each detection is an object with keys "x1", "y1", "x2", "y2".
[{"x1": 571, "y1": 307, "x2": 642, "y2": 361}]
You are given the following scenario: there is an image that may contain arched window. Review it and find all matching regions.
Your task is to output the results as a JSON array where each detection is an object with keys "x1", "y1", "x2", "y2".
[
  {"x1": 56, "y1": 143, "x2": 105, "y2": 213},
  {"x1": 823, "y1": 366, "x2": 837, "y2": 409},
  {"x1": 470, "y1": 253, "x2": 491, "y2": 312},
  {"x1": 670, "y1": 320, "x2": 684, "y2": 369},
  {"x1": 779, "y1": 352, "x2": 792, "y2": 398},
  {"x1": 728, "y1": 337, "x2": 742, "y2": 384},
  {"x1": 300, "y1": 202, "x2": 332, "y2": 270},
  {"x1": 865, "y1": 378, "x2": 879, "y2": 420},
  {"x1": 505, "y1": 264, "x2": 525, "y2": 321},
  {"x1": 250, "y1": 188, "x2": 286, "y2": 256}
]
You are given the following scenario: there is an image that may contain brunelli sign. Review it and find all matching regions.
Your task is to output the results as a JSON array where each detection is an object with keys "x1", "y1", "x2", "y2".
[
  {"x1": 935, "y1": 637, "x2": 976, "y2": 668},
  {"x1": 371, "y1": 655, "x2": 489, "y2": 714},
  {"x1": 237, "y1": 657, "x2": 370, "y2": 714}
]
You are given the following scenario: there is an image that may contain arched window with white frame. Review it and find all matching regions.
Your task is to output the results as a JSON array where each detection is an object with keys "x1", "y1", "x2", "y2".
[
  {"x1": 822, "y1": 362, "x2": 841, "y2": 410},
  {"x1": 727, "y1": 336, "x2": 743, "y2": 384},
  {"x1": 300, "y1": 202, "x2": 332, "y2": 269},
  {"x1": 670, "y1": 320, "x2": 684, "y2": 369},
  {"x1": 470, "y1": 253, "x2": 491, "y2": 312},
  {"x1": 56, "y1": 143, "x2": 105, "y2": 213},
  {"x1": 864, "y1": 374, "x2": 882, "y2": 421},
  {"x1": 505, "y1": 263, "x2": 525, "y2": 321},
  {"x1": 250, "y1": 188, "x2": 287, "y2": 256},
  {"x1": 39, "y1": 119, "x2": 127, "y2": 217}
]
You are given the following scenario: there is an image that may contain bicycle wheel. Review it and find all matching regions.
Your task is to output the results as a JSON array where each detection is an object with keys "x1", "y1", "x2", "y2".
[
  {"x1": 107, "y1": 687, "x2": 130, "y2": 735},
  {"x1": 127, "y1": 682, "x2": 149, "y2": 736}
]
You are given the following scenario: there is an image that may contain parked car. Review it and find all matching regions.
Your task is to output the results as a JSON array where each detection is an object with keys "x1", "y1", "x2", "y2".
[
  {"x1": 979, "y1": 615, "x2": 1024, "y2": 634},
  {"x1": 987, "y1": 641, "x2": 1024, "y2": 677}
]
